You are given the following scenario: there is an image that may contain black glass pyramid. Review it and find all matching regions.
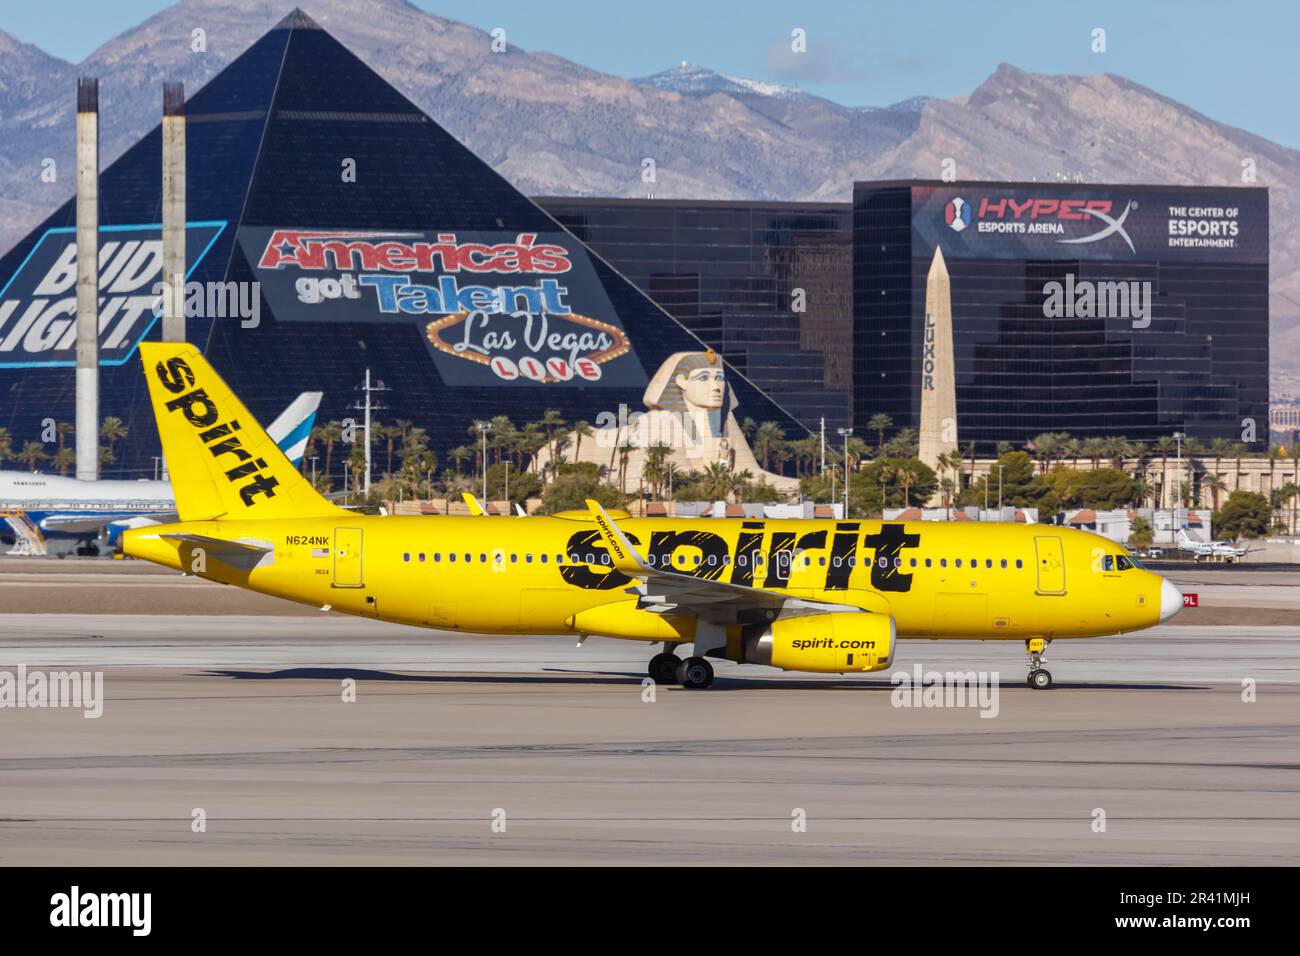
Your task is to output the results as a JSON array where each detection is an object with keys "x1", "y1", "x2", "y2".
[{"x1": 0, "y1": 9, "x2": 805, "y2": 479}]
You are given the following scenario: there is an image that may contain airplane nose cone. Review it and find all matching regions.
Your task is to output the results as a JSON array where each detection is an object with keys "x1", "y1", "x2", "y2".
[{"x1": 1158, "y1": 577, "x2": 1183, "y2": 623}]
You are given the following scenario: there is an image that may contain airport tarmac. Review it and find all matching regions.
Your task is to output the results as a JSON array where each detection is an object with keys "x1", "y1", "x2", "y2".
[{"x1": 0, "y1": 559, "x2": 1298, "y2": 865}]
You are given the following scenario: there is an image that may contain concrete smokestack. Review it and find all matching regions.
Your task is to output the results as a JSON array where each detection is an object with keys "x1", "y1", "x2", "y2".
[
  {"x1": 75, "y1": 77, "x2": 99, "y2": 482},
  {"x1": 162, "y1": 81, "x2": 186, "y2": 342},
  {"x1": 919, "y1": 245, "x2": 958, "y2": 492}
]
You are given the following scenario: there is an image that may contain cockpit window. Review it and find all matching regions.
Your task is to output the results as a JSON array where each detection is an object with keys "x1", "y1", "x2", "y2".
[
  {"x1": 1101, "y1": 555, "x2": 1115, "y2": 572},
  {"x1": 1116, "y1": 555, "x2": 1137, "y2": 571}
]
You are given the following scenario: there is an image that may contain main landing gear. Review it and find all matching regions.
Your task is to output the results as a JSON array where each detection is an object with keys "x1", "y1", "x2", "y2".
[
  {"x1": 647, "y1": 647, "x2": 714, "y2": 689},
  {"x1": 648, "y1": 650, "x2": 679, "y2": 685},
  {"x1": 1025, "y1": 637, "x2": 1053, "y2": 689}
]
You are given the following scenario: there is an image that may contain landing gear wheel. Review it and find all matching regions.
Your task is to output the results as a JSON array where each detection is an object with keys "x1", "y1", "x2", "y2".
[
  {"x1": 648, "y1": 652, "x2": 679, "y2": 684},
  {"x1": 677, "y1": 656, "x2": 714, "y2": 689},
  {"x1": 1025, "y1": 637, "x2": 1053, "y2": 689}
]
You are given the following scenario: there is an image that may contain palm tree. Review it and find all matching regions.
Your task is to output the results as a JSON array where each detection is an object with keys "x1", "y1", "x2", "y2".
[
  {"x1": 99, "y1": 416, "x2": 128, "y2": 464},
  {"x1": 729, "y1": 468, "x2": 755, "y2": 504},
  {"x1": 867, "y1": 413, "x2": 893, "y2": 454},
  {"x1": 1283, "y1": 480, "x2": 1300, "y2": 535},
  {"x1": 316, "y1": 421, "x2": 343, "y2": 484},
  {"x1": 1267, "y1": 444, "x2": 1284, "y2": 501},
  {"x1": 753, "y1": 421, "x2": 786, "y2": 471},
  {"x1": 53, "y1": 446, "x2": 76, "y2": 477},
  {"x1": 1130, "y1": 475, "x2": 1153, "y2": 508},
  {"x1": 1203, "y1": 474, "x2": 1228, "y2": 511},
  {"x1": 15, "y1": 441, "x2": 47, "y2": 472},
  {"x1": 1153, "y1": 435, "x2": 1176, "y2": 506},
  {"x1": 379, "y1": 423, "x2": 403, "y2": 478},
  {"x1": 0, "y1": 426, "x2": 11, "y2": 464},
  {"x1": 447, "y1": 445, "x2": 473, "y2": 476},
  {"x1": 540, "y1": 409, "x2": 566, "y2": 475},
  {"x1": 939, "y1": 476, "x2": 956, "y2": 509},
  {"x1": 698, "y1": 462, "x2": 732, "y2": 502},
  {"x1": 571, "y1": 420, "x2": 593, "y2": 465},
  {"x1": 1080, "y1": 436, "x2": 1108, "y2": 470},
  {"x1": 1063, "y1": 437, "x2": 1083, "y2": 470}
]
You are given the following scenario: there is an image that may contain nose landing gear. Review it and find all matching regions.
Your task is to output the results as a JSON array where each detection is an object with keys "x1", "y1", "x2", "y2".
[{"x1": 1026, "y1": 637, "x2": 1053, "y2": 689}]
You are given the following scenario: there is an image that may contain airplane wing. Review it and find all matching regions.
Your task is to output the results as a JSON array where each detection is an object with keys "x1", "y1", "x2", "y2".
[
  {"x1": 584, "y1": 500, "x2": 862, "y2": 625},
  {"x1": 40, "y1": 513, "x2": 163, "y2": 534},
  {"x1": 159, "y1": 533, "x2": 274, "y2": 571}
]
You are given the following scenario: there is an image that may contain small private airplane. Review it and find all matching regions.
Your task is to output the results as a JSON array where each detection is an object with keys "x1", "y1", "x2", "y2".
[
  {"x1": 1177, "y1": 528, "x2": 1248, "y2": 563},
  {"x1": 123, "y1": 343, "x2": 1184, "y2": 689}
]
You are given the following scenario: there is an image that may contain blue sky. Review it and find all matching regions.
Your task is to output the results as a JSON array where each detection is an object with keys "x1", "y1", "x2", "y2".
[{"x1": 6, "y1": 0, "x2": 1299, "y2": 148}]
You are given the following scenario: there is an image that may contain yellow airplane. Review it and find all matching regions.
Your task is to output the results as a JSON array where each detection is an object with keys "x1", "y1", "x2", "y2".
[{"x1": 124, "y1": 342, "x2": 1183, "y2": 690}]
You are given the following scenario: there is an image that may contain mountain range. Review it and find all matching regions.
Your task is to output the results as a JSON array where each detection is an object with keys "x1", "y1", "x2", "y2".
[{"x1": 1, "y1": 0, "x2": 1296, "y2": 384}]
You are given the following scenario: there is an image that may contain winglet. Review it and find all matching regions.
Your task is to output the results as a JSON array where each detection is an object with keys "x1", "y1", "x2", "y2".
[
  {"x1": 586, "y1": 499, "x2": 649, "y2": 575},
  {"x1": 461, "y1": 492, "x2": 486, "y2": 516}
]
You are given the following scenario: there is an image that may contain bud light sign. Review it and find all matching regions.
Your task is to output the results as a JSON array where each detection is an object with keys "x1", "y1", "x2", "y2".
[
  {"x1": 0, "y1": 222, "x2": 226, "y2": 368},
  {"x1": 241, "y1": 227, "x2": 647, "y2": 387}
]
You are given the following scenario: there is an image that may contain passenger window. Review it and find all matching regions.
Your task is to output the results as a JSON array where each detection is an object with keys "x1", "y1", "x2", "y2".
[
  {"x1": 910, "y1": 558, "x2": 917, "y2": 567},
  {"x1": 434, "y1": 553, "x2": 441, "y2": 563},
  {"x1": 418, "y1": 553, "x2": 425, "y2": 562},
  {"x1": 464, "y1": 553, "x2": 471, "y2": 563},
  {"x1": 449, "y1": 553, "x2": 456, "y2": 563},
  {"x1": 985, "y1": 559, "x2": 992, "y2": 569},
  {"x1": 940, "y1": 558, "x2": 947, "y2": 568},
  {"x1": 540, "y1": 554, "x2": 547, "y2": 564},
  {"x1": 403, "y1": 553, "x2": 410, "y2": 563},
  {"x1": 956, "y1": 559, "x2": 962, "y2": 568},
  {"x1": 819, "y1": 556, "x2": 827, "y2": 566},
  {"x1": 525, "y1": 554, "x2": 532, "y2": 564},
  {"x1": 1000, "y1": 559, "x2": 1007, "y2": 569},
  {"x1": 925, "y1": 558, "x2": 932, "y2": 568},
  {"x1": 1015, "y1": 559, "x2": 1023, "y2": 569},
  {"x1": 510, "y1": 554, "x2": 517, "y2": 563}
]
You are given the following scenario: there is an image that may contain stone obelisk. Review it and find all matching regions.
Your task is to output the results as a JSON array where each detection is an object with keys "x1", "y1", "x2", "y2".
[{"x1": 919, "y1": 246, "x2": 957, "y2": 489}]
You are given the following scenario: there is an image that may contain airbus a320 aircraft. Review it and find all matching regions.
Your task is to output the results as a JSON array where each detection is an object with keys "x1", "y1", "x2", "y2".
[{"x1": 124, "y1": 343, "x2": 1184, "y2": 690}]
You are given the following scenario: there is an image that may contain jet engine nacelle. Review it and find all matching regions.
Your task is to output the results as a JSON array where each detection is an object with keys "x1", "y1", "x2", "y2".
[{"x1": 737, "y1": 612, "x2": 895, "y2": 674}]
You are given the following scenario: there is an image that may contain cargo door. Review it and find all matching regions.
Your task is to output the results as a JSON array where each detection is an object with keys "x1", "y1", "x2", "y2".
[
  {"x1": 333, "y1": 527, "x2": 364, "y2": 588},
  {"x1": 1034, "y1": 535, "x2": 1066, "y2": 595}
]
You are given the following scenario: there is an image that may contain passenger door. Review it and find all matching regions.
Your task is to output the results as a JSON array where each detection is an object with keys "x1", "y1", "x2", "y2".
[
  {"x1": 333, "y1": 527, "x2": 364, "y2": 588},
  {"x1": 1034, "y1": 535, "x2": 1066, "y2": 595}
]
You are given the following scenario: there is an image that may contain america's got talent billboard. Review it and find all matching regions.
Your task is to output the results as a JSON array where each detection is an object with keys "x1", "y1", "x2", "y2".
[{"x1": 240, "y1": 226, "x2": 648, "y2": 388}]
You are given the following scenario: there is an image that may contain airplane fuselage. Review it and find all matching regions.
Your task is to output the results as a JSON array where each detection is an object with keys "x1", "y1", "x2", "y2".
[{"x1": 128, "y1": 513, "x2": 1168, "y2": 641}]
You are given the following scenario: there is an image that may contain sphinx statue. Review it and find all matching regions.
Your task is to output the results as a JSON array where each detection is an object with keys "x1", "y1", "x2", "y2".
[{"x1": 535, "y1": 349, "x2": 798, "y2": 494}]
